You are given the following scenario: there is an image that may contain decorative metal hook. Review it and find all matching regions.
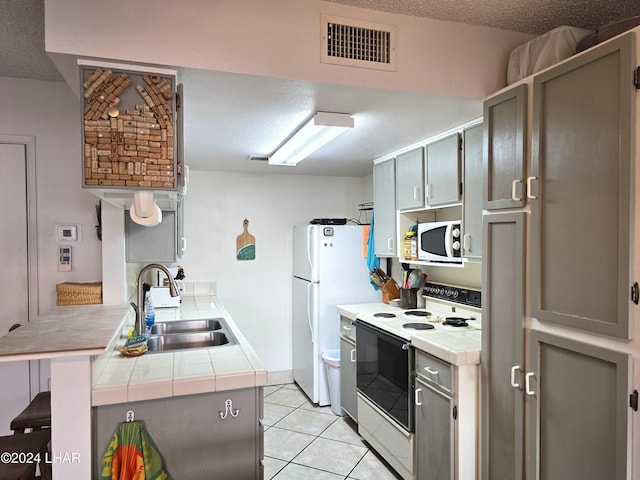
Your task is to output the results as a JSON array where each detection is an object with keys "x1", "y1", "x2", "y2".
[{"x1": 219, "y1": 399, "x2": 240, "y2": 419}]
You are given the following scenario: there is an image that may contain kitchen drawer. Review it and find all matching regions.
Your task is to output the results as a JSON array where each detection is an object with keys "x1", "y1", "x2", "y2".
[
  {"x1": 340, "y1": 316, "x2": 356, "y2": 342},
  {"x1": 415, "y1": 350, "x2": 452, "y2": 394},
  {"x1": 357, "y1": 393, "x2": 413, "y2": 479}
]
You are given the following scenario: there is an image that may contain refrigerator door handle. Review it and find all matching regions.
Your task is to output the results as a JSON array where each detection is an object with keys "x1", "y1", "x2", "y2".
[
  {"x1": 306, "y1": 225, "x2": 314, "y2": 274},
  {"x1": 307, "y1": 282, "x2": 314, "y2": 343}
]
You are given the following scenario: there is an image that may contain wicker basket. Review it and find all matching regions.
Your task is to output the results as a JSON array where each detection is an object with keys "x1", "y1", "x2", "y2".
[{"x1": 56, "y1": 282, "x2": 102, "y2": 306}]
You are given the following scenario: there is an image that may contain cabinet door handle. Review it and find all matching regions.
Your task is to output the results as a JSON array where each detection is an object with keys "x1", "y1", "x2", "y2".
[
  {"x1": 413, "y1": 186, "x2": 421, "y2": 201},
  {"x1": 526, "y1": 176, "x2": 537, "y2": 200},
  {"x1": 463, "y1": 233, "x2": 471, "y2": 251},
  {"x1": 525, "y1": 372, "x2": 536, "y2": 396},
  {"x1": 510, "y1": 365, "x2": 521, "y2": 388},
  {"x1": 424, "y1": 366, "x2": 439, "y2": 375},
  {"x1": 387, "y1": 238, "x2": 394, "y2": 251},
  {"x1": 415, "y1": 387, "x2": 423, "y2": 406},
  {"x1": 511, "y1": 179, "x2": 522, "y2": 201},
  {"x1": 426, "y1": 184, "x2": 432, "y2": 200},
  {"x1": 181, "y1": 237, "x2": 187, "y2": 253},
  {"x1": 342, "y1": 325, "x2": 352, "y2": 332},
  {"x1": 350, "y1": 349, "x2": 356, "y2": 362}
]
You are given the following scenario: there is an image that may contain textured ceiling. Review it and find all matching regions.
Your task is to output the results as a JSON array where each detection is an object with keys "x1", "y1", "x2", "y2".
[
  {"x1": 327, "y1": 0, "x2": 640, "y2": 35},
  {"x1": 0, "y1": 0, "x2": 63, "y2": 81}
]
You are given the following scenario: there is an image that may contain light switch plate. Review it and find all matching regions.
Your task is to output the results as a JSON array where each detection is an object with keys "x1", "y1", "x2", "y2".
[{"x1": 59, "y1": 245, "x2": 72, "y2": 272}]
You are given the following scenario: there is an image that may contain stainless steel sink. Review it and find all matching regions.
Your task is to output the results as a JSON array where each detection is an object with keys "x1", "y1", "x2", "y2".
[
  {"x1": 146, "y1": 331, "x2": 238, "y2": 353},
  {"x1": 148, "y1": 318, "x2": 223, "y2": 335}
]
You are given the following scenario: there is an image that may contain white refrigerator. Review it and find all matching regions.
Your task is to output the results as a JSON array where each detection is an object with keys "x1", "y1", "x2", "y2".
[{"x1": 292, "y1": 223, "x2": 379, "y2": 406}]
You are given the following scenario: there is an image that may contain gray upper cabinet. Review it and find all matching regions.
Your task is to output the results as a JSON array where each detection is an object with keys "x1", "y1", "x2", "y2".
[
  {"x1": 425, "y1": 133, "x2": 461, "y2": 207},
  {"x1": 373, "y1": 157, "x2": 397, "y2": 256},
  {"x1": 530, "y1": 32, "x2": 634, "y2": 339},
  {"x1": 483, "y1": 83, "x2": 527, "y2": 210},
  {"x1": 396, "y1": 147, "x2": 424, "y2": 210},
  {"x1": 125, "y1": 199, "x2": 185, "y2": 263},
  {"x1": 462, "y1": 123, "x2": 483, "y2": 259},
  {"x1": 527, "y1": 331, "x2": 630, "y2": 480},
  {"x1": 482, "y1": 212, "x2": 526, "y2": 480}
]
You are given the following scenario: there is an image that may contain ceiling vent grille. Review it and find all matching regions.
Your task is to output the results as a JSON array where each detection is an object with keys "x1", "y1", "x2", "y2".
[{"x1": 321, "y1": 14, "x2": 397, "y2": 71}]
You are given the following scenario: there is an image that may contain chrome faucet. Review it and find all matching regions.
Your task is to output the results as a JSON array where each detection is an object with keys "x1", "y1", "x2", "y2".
[{"x1": 134, "y1": 263, "x2": 179, "y2": 335}]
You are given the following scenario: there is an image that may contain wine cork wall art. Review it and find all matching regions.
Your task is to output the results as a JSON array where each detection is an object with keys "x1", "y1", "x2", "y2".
[{"x1": 82, "y1": 68, "x2": 176, "y2": 189}]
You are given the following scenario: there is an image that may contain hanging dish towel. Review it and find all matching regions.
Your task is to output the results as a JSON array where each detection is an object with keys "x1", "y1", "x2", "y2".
[
  {"x1": 100, "y1": 421, "x2": 173, "y2": 480},
  {"x1": 366, "y1": 212, "x2": 380, "y2": 290}
]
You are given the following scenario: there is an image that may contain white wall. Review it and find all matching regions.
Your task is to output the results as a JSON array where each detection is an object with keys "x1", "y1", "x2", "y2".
[
  {"x1": 0, "y1": 77, "x2": 102, "y2": 314},
  {"x1": 180, "y1": 170, "x2": 372, "y2": 372},
  {"x1": 45, "y1": 0, "x2": 530, "y2": 100}
]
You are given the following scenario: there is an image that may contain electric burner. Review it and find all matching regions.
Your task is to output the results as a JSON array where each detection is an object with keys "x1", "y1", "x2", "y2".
[
  {"x1": 373, "y1": 312, "x2": 396, "y2": 318},
  {"x1": 444, "y1": 317, "x2": 470, "y2": 327},
  {"x1": 404, "y1": 310, "x2": 431, "y2": 317},
  {"x1": 402, "y1": 322, "x2": 435, "y2": 330}
]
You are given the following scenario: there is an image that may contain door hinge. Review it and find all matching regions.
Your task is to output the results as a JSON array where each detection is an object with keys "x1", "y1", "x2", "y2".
[
  {"x1": 631, "y1": 390, "x2": 638, "y2": 411},
  {"x1": 175, "y1": 92, "x2": 181, "y2": 109},
  {"x1": 631, "y1": 282, "x2": 639, "y2": 305},
  {"x1": 452, "y1": 405, "x2": 458, "y2": 420}
]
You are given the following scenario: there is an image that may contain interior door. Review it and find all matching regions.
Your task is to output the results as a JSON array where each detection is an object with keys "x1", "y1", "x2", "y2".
[{"x1": 0, "y1": 142, "x2": 34, "y2": 435}]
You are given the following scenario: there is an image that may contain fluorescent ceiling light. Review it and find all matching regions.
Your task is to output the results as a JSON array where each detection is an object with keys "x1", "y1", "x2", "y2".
[{"x1": 268, "y1": 112, "x2": 354, "y2": 166}]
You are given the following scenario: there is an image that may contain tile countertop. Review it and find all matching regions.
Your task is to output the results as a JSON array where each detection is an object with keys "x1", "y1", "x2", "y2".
[
  {"x1": 0, "y1": 303, "x2": 131, "y2": 361},
  {"x1": 337, "y1": 300, "x2": 482, "y2": 366},
  {"x1": 91, "y1": 296, "x2": 267, "y2": 406}
]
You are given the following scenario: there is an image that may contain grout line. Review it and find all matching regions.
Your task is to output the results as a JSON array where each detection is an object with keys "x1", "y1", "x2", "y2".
[{"x1": 264, "y1": 383, "x2": 397, "y2": 479}]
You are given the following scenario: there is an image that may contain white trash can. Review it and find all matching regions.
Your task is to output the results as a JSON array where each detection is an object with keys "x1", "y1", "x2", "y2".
[{"x1": 322, "y1": 350, "x2": 344, "y2": 416}]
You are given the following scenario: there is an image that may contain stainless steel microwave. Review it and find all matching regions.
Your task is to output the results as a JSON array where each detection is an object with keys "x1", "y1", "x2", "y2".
[{"x1": 417, "y1": 220, "x2": 462, "y2": 263}]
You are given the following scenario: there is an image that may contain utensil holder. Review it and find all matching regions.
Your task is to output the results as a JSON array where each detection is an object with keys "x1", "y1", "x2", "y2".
[{"x1": 399, "y1": 287, "x2": 419, "y2": 309}]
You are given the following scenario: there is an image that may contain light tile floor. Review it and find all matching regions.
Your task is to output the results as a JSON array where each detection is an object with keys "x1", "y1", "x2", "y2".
[{"x1": 263, "y1": 384, "x2": 401, "y2": 480}]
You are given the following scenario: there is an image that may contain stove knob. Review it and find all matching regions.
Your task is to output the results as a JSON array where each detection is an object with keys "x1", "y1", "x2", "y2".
[
  {"x1": 452, "y1": 241, "x2": 461, "y2": 251},
  {"x1": 452, "y1": 290, "x2": 459, "y2": 298},
  {"x1": 452, "y1": 228, "x2": 460, "y2": 238}
]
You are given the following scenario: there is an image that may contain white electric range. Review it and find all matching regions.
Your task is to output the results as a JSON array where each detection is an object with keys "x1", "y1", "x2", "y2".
[{"x1": 339, "y1": 283, "x2": 482, "y2": 365}]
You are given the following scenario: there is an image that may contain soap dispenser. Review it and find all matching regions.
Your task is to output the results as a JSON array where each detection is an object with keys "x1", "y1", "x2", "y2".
[{"x1": 143, "y1": 283, "x2": 155, "y2": 329}]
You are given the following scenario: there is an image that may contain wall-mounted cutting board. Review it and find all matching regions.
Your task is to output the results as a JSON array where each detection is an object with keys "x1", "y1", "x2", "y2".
[{"x1": 236, "y1": 219, "x2": 255, "y2": 260}]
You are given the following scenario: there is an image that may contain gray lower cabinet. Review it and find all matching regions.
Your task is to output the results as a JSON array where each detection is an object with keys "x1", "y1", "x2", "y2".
[
  {"x1": 425, "y1": 133, "x2": 461, "y2": 207},
  {"x1": 481, "y1": 212, "x2": 526, "y2": 480},
  {"x1": 93, "y1": 387, "x2": 263, "y2": 479},
  {"x1": 339, "y1": 316, "x2": 357, "y2": 420},
  {"x1": 527, "y1": 331, "x2": 630, "y2": 480},
  {"x1": 373, "y1": 157, "x2": 397, "y2": 256},
  {"x1": 462, "y1": 123, "x2": 483, "y2": 260},
  {"x1": 414, "y1": 350, "x2": 454, "y2": 480},
  {"x1": 530, "y1": 32, "x2": 634, "y2": 339},
  {"x1": 483, "y1": 83, "x2": 527, "y2": 210}
]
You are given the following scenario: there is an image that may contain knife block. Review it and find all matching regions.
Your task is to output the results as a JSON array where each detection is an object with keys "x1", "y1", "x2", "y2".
[{"x1": 380, "y1": 279, "x2": 400, "y2": 304}]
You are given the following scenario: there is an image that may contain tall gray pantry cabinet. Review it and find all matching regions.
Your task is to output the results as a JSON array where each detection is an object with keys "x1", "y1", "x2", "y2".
[{"x1": 481, "y1": 31, "x2": 638, "y2": 480}]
